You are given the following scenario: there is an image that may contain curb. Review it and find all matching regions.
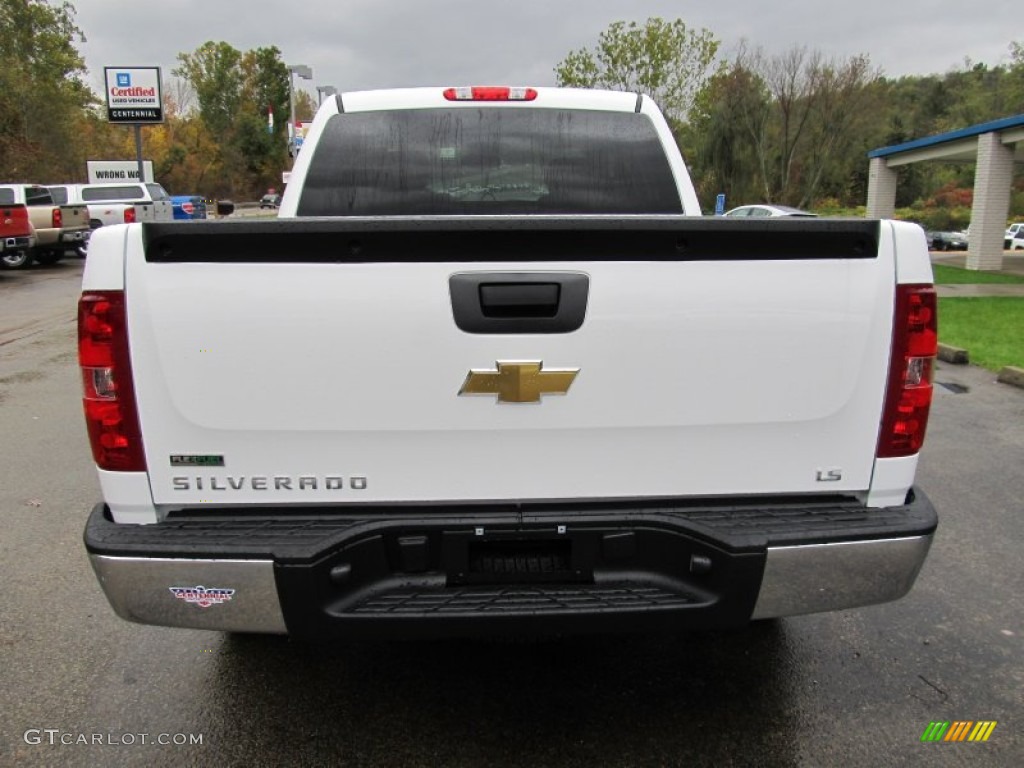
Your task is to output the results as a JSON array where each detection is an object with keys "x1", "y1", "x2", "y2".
[
  {"x1": 937, "y1": 344, "x2": 969, "y2": 365},
  {"x1": 996, "y1": 366, "x2": 1024, "y2": 390}
]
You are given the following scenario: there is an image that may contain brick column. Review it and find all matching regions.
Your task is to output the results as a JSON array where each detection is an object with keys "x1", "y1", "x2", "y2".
[
  {"x1": 866, "y1": 157, "x2": 897, "y2": 219},
  {"x1": 967, "y1": 132, "x2": 1014, "y2": 271}
]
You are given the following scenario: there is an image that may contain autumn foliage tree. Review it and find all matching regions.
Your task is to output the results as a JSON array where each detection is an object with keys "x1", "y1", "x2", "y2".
[
  {"x1": 172, "y1": 42, "x2": 291, "y2": 197},
  {"x1": 0, "y1": 0, "x2": 93, "y2": 180}
]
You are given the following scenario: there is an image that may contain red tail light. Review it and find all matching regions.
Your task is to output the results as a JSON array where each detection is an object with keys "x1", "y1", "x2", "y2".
[
  {"x1": 78, "y1": 292, "x2": 146, "y2": 471},
  {"x1": 52, "y1": 207, "x2": 62, "y2": 228},
  {"x1": 877, "y1": 284, "x2": 937, "y2": 458},
  {"x1": 443, "y1": 86, "x2": 538, "y2": 102},
  {"x1": 123, "y1": 207, "x2": 136, "y2": 223}
]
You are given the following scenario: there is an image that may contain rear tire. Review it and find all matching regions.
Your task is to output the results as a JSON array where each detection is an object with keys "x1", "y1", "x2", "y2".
[
  {"x1": 32, "y1": 250, "x2": 63, "y2": 266},
  {"x1": 1, "y1": 249, "x2": 33, "y2": 269}
]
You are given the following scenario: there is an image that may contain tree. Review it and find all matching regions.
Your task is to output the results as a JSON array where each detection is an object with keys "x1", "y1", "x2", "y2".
[
  {"x1": 166, "y1": 76, "x2": 196, "y2": 116},
  {"x1": 0, "y1": 0, "x2": 92, "y2": 180},
  {"x1": 693, "y1": 43, "x2": 880, "y2": 209},
  {"x1": 685, "y1": 65, "x2": 769, "y2": 206},
  {"x1": 294, "y1": 89, "x2": 317, "y2": 122},
  {"x1": 173, "y1": 42, "x2": 291, "y2": 196},
  {"x1": 554, "y1": 18, "x2": 719, "y2": 127},
  {"x1": 797, "y1": 53, "x2": 879, "y2": 206},
  {"x1": 173, "y1": 41, "x2": 244, "y2": 138},
  {"x1": 239, "y1": 46, "x2": 289, "y2": 135},
  {"x1": 1007, "y1": 41, "x2": 1024, "y2": 110},
  {"x1": 238, "y1": 47, "x2": 290, "y2": 189}
]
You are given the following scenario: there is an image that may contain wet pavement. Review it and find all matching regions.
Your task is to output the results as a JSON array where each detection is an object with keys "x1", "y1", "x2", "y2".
[{"x1": 930, "y1": 250, "x2": 1024, "y2": 277}]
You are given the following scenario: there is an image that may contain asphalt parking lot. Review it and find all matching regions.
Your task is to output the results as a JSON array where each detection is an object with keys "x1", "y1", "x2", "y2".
[{"x1": 1, "y1": 260, "x2": 1021, "y2": 767}]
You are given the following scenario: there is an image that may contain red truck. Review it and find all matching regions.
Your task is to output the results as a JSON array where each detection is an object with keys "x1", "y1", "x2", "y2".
[{"x1": 0, "y1": 194, "x2": 36, "y2": 269}]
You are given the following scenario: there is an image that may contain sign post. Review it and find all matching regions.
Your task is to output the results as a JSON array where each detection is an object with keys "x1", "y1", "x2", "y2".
[
  {"x1": 715, "y1": 193, "x2": 726, "y2": 216},
  {"x1": 103, "y1": 67, "x2": 164, "y2": 184}
]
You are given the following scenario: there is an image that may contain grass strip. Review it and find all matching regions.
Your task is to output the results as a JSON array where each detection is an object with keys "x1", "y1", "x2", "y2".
[
  {"x1": 937, "y1": 297, "x2": 1024, "y2": 371},
  {"x1": 931, "y1": 264, "x2": 1024, "y2": 285}
]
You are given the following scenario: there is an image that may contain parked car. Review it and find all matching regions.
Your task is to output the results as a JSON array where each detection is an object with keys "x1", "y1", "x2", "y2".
[
  {"x1": 259, "y1": 194, "x2": 282, "y2": 209},
  {"x1": 724, "y1": 204, "x2": 818, "y2": 218},
  {"x1": 1004, "y1": 223, "x2": 1024, "y2": 249},
  {"x1": 171, "y1": 195, "x2": 208, "y2": 220},
  {"x1": 926, "y1": 231, "x2": 968, "y2": 251}
]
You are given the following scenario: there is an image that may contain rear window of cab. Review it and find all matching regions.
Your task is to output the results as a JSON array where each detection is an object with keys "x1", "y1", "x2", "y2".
[{"x1": 298, "y1": 108, "x2": 682, "y2": 216}]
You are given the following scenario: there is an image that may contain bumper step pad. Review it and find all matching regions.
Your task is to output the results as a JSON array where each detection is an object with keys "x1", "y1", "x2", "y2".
[{"x1": 351, "y1": 583, "x2": 700, "y2": 615}]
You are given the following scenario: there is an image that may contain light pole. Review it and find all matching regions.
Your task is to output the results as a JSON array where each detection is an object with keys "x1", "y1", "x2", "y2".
[
  {"x1": 286, "y1": 63, "x2": 313, "y2": 165},
  {"x1": 317, "y1": 85, "x2": 337, "y2": 106}
]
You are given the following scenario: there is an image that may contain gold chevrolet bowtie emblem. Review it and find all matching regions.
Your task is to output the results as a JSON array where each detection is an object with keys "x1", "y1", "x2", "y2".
[{"x1": 458, "y1": 361, "x2": 580, "y2": 403}]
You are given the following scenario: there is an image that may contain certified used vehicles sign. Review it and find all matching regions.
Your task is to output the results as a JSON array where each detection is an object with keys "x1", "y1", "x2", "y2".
[{"x1": 104, "y1": 66, "x2": 163, "y2": 123}]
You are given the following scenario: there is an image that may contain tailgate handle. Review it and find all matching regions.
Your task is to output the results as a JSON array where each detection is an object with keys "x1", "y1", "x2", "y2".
[
  {"x1": 479, "y1": 282, "x2": 560, "y2": 318},
  {"x1": 450, "y1": 272, "x2": 589, "y2": 334}
]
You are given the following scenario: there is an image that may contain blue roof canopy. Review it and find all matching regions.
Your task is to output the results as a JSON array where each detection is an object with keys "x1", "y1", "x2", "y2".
[{"x1": 868, "y1": 114, "x2": 1024, "y2": 159}]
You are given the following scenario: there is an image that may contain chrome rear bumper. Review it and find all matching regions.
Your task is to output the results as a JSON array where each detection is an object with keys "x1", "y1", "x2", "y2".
[
  {"x1": 89, "y1": 555, "x2": 287, "y2": 633},
  {"x1": 751, "y1": 535, "x2": 933, "y2": 619}
]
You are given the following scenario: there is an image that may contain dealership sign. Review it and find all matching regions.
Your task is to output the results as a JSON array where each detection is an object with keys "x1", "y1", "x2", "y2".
[{"x1": 104, "y1": 67, "x2": 163, "y2": 123}]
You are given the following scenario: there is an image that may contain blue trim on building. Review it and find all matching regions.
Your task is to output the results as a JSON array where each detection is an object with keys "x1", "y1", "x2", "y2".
[{"x1": 868, "y1": 114, "x2": 1024, "y2": 159}]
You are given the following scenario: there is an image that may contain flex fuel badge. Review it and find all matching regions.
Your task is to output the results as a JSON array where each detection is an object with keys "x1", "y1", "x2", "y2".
[
  {"x1": 170, "y1": 455, "x2": 225, "y2": 467},
  {"x1": 169, "y1": 586, "x2": 235, "y2": 608}
]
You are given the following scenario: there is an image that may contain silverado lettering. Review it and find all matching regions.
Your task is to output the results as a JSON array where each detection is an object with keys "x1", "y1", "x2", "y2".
[{"x1": 171, "y1": 476, "x2": 363, "y2": 491}]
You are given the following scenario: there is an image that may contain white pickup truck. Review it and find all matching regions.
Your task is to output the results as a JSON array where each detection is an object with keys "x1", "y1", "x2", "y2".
[
  {"x1": 80, "y1": 87, "x2": 938, "y2": 638},
  {"x1": 50, "y1": 182, "x2": 174, "y2": 229}
]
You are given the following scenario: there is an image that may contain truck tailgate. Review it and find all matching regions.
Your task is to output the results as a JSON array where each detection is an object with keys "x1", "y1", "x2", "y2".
[
  {"x1": 123, "y1": 218, "x2": 896, "y2": 508},
  {"x1": 60, "y1": 204, "x2": 89, "y2": 229}
]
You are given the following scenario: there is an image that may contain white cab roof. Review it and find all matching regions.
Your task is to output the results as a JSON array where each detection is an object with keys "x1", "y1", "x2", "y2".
[{"x1": 340, "y1": 87, "x2": 640, "y2": 113}]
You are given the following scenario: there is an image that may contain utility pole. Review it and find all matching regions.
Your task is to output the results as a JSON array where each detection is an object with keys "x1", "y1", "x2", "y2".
[{"x1": 286, "y1": 64, "x2": 313, "y2": 167}]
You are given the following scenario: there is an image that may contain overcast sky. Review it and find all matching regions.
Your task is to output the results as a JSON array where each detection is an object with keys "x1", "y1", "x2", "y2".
[{"x1": 75, "y1": 0, "x2": 1017, "y2": 101}]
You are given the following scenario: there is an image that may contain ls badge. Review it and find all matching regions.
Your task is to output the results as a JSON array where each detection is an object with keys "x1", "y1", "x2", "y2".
[{"x1": 459, "y1": 361, "x2": 579, "y2": 404}]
